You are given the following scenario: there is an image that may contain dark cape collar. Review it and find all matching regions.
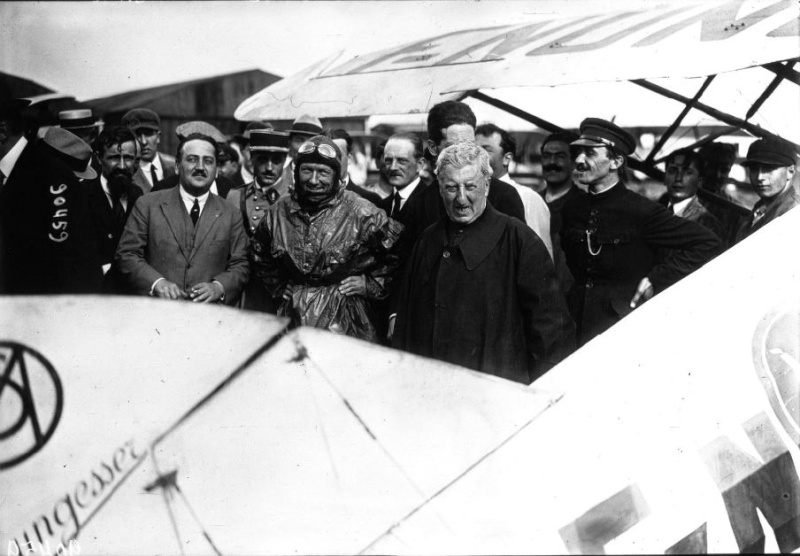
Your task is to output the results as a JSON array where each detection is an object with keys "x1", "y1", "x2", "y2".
[{"x1": 424, "y1": 203, "x2": 507, "y2": 272}]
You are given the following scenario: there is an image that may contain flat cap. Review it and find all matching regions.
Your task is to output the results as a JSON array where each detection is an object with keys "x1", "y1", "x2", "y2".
[
  {"x1": 175, "y1": 121, "x2": 227, "y2": 144},
  {"x1": 249, "y1": 130, "x2": 290, "y2": 153},
  {"x1": 58, "y1": 109, "x2": 100, "y2": 130},
  {"x1": 121, "y1": 108, "x2": 161, "y2": 131},
  {"x1": 572, "y1": 117, "x2": 636, "y2": 156},
  {"x1": 42, "y1": 127, "x2": 97, "y2": 180},
  {"x1": 743, "y1": 137, "x2": 798, "y2": 167},
  {"x1": 289, "y1": 114, "x2": 323, "y2": 137}
]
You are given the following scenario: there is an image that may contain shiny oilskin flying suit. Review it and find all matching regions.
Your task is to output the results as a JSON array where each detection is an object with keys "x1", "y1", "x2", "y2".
[{"x1": 251, "y1": 187, "x2": 404, "y2": 342}]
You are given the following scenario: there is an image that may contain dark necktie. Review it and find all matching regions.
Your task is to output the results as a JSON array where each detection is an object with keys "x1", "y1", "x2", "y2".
[
  {"x1": 390, "y1": 191, "x2": 402, "y2": 219},
  {"x1": 190, "y1": 198, "x2": 200, "y2": 226},
  {"x1": 112, "y1": 196, "x2": 126, "y2": 226},
  {"x1": 150, "y1": 165, "x2": 159, "y2": 188}
]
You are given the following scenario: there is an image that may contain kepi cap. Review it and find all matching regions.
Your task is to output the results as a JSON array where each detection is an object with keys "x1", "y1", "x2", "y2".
[
  {"x1": 572, "y1": 117, "x2": 636, "y2": 156},
  {"x1": 58, "y1": 109, "x2": 100, "y2": 130},
  {"x1": 249, "y1": 130, "x2": 290, "y2": 153},
  {"x1": 42, "y1": 127, "x2": 97, "y2": 180},
  {"x1": 742, "y1": 138, "x2": 798, "y2": 167},
  {"x1": 121, "y1": 108, "x2": 161, "y2": 132},
  {"x1": 234, "y1": 121, "x2": 273, "y2": 144},
  {"x1": 289, "y1": 114, "x2": 323, "y2": 137},
  {"x1": 175, "y1": 121, "x2": 227, "y2": 144}
]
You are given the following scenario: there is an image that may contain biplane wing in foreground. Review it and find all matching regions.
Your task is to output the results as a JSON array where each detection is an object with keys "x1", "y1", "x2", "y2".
[{"x1": 1, "y1": 205, "x2": 799, "y2": 553}]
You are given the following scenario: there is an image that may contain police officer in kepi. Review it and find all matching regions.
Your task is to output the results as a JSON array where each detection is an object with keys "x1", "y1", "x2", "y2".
[
  {"x1": 226, "y1": 129, "x2": 291, "y2": 236},
  {"x1": 561, "y1": 118, "x2": 721, "y2": 346},
  {"x1": 226, "y1": 129, "x2": 291, "y2": 311}
]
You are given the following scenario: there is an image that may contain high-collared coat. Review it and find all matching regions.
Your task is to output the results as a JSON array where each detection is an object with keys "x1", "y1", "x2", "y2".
[
  {"x1": 115, "y1": 186, "x2": 249, "y2": 303},
  {"x1": 561, "y1": 183, "x2": 720, "y2": 346},
  {"x1": 392, "y1": 203, "x2": 575, "y2": 384}
]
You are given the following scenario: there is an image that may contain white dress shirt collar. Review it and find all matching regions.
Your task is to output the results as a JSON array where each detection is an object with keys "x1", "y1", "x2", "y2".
[
  {"x1": 395, "y1": 177, "x2": 421, "y2": 207},
  {"x1": 179, "y1": 186, "x2": 210, "y2": 215},
  {"x1": 671, "y1": 195, "x2": 694, "y2": 216}
]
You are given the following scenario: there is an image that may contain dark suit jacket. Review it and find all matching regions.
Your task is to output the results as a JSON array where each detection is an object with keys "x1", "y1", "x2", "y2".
[
  {"x1": 153, "y1": 174, "x2": 236, "y2": 200},
  {"x1": 115, "y1": 187, "x2": 249, "y2": 304},
  {"x1": 376, "y1": 180, "x2": 429, "y2": 221},
  {"x1": 561, "y1": 183, "x2": 720, "y2": 346},
  {"x1": 0, "y1": 140, "x2": 102, "y2": 294},
  {"x1": 85, "y1": 178, "x2": 143, "y2": 293},
  {"x1": 132, "y1": 153, "x2": 176, "y2": 194}
]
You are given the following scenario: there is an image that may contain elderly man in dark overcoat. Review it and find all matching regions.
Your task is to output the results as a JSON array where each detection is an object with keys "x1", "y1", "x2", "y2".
[{"x1": 392, "y1": 142, "x2": 575, "y2": 384}]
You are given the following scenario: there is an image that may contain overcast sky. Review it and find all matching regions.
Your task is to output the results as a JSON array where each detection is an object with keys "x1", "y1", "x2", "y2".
[{"x1": 1, "y1": 0, "x2": 656, "y2": 101}]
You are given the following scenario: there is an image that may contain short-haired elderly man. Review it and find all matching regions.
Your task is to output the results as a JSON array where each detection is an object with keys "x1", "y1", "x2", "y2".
[
  {"x1": 251, "y1": 135, "x2": 404, "y2": 342},
  {"x1": 392, "y1": 142, "x2": 575, "y2": 384}
]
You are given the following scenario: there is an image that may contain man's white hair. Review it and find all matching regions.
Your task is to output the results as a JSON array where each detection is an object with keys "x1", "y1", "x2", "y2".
[{"x1": 435, "y1": 141, "x2": 492, "y2": 183}]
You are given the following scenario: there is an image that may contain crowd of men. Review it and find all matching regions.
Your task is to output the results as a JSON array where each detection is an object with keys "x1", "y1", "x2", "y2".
[{"x1": 0, "y1": 98, "x2": 797, "y2": 385}]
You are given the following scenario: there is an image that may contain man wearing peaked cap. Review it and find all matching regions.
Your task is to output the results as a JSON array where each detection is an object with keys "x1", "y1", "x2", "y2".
[
  {"x1": 281, "y1": 114, "x2": 324, "y2": 189},
  {"x1": 560, "y1": 117, "x2": 721, "y2": 346},
  {"x1": 121, "y1": 107, "x2": 175, "y2": 193},
  {"x1": 151, "y1": 121, "x2": 236, "y2": 198},
  {"x1": 58, "y1": 108, "x2": 102, "y2": 148},
  {"x1": 232, "y1": 121, "x2": 273, "y2": 186},
  {"x1": 225, "y1": 129, "x2": 290, "y2": 311},
  {"x1": 738, "y1": 137, "x2": 799, "y2": 240},
  {"x1": 0, "y1": 106, "x2": 103, "y2": 293}
]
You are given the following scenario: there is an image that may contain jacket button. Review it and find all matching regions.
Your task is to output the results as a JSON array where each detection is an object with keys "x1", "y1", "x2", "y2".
[
  {"x1": 613, "y1": 238, "x2": 620, "y2": 245},
  {"x1": 252, "y1": 215, "x2": 259, "y2": 220},
  {"x1": 586, "y1": 281, "x2": 594, "y2": 289},
  {"x1": 442, "y1": 250, "x2": 450, "y2": 258},
  {"x1": 107, "y1": 233, "x2": 113, "y2": 239}
]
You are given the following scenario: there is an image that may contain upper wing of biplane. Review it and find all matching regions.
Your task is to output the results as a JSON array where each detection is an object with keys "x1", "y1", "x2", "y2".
[{"x1": 236, "y1": 0, "x2": 799, "y2": 174}]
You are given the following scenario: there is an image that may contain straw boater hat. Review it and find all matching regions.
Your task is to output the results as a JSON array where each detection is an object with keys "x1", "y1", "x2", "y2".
[
  {"x1": 58, "y1": 109, "x2": 101, "y2": 131},
  {"x1": 288, "y1": 114, "x2": 323, "y2": 138},
  {"x1": 175, "y1": 121, "x2": 228, "y2": 144}
]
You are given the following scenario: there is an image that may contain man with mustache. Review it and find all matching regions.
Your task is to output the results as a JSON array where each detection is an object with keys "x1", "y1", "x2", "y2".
[
  {"x1": 116, "y1": 133, "x2": 249, "y2": 304},
  {"x1": 251, "y1": 135, "x2": 403, "y2": 341},
  {"x1": 85, "y1": 126, "x2": 143, "y2": 293},
  {"x1": 540, "y1": 132, "x2": 585, "y2": 295},
  {"x1": 561, "y1": 118, "x2": 720, "y2": 346},
  {"x1": 225, "y1": 129, "x2": 291, "y2": 311},
  {"x1": 120, "y1": 108, "x2": 176, "y2": 193},
  {"x1": 376, "y1": 132, "x2": 426, "y2": 220}
]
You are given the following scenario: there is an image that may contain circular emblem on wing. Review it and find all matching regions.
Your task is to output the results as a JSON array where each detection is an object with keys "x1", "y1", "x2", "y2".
[
  {"x1": 753, "y1": 305, "x2": 800, "y2": 444},
  {"x1": 0, "y1": 342, "x2": 63, "y2": 470}
]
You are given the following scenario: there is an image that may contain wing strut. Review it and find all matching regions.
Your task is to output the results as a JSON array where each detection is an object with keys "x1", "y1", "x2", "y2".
[
  {"x1": 645, "y1": 75, "x2": 716, "y2": 165},
  {"x1": 746, "y1": 59, "x2": 798, "y2": 120},
  {"x1": 631, "y1": 78, "x2": 800, "y2": 149}
]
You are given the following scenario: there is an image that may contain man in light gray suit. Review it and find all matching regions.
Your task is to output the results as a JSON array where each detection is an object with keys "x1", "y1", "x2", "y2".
[{"x1": 115, "y1": 132, "x2": 249, "y2": 304}]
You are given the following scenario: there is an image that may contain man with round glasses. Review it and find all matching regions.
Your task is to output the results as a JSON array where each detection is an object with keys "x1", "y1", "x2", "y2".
[{"x1": 251, "y1": 135, "x2": 404, "y2": 341}]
